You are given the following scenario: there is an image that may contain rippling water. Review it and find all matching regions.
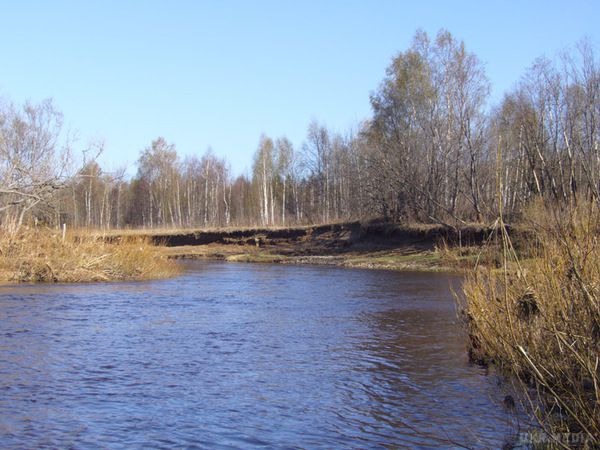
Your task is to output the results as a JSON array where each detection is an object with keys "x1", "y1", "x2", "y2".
[{"x1": 0, "y1": 261, "x2": 514, "y2": 448}]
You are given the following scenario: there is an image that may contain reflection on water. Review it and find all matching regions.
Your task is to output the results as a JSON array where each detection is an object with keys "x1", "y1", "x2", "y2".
[{"x1": 0, "y1": 261, "x2": 513, "y2": 448}]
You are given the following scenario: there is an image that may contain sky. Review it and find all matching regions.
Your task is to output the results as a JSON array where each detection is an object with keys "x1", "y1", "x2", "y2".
[{"x1": 1, "y1": 0, "x2": 599, "y2": 177}]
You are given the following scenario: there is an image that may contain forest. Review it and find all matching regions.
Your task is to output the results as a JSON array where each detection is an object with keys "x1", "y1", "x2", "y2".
[{"x1": 0, "y1": 29, "x2": 598, "y2": 231}]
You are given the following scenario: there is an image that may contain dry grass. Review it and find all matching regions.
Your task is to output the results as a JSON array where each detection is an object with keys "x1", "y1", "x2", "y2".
[
  {"x1": 225, "y1": 253, "x2": 288, "y2": 263},
  {"x1": 438, "y1": 241, "x2": 503, "y2": 270},
  {"x1": 0, "y1": 227, "x2": 180, "y2": 283},
  {"x1": 84, "y1": 222, "x2": 334, "y2": 238},
  {"x1": 343, "y1": 250, "x2": 447, "y2": 271},
  {"x1": 460, "y1": 200, "x2": 600, "y2": 448}
]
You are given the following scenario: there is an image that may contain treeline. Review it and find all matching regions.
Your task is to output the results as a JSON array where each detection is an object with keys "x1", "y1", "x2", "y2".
[
  {"x1": 57, "y1": 125, "x2": 368, "y2": 229},
  {"x1": 1, "y1": 30, "x2": 599, "y2": 230}
]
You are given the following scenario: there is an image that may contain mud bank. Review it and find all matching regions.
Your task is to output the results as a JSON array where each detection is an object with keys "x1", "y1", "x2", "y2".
[
  {"x1": 144, "y1": 221, "x2": 493, "y2": 249},
  {"x1": 107, "y1": 222, "x2": 504, "y2": 272}
]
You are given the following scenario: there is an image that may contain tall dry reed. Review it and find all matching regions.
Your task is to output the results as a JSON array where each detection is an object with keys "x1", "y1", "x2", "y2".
[
  {"x1": 461, "y1": 200, "x2": 599, "y2": 448},
  {"x1": 0, "y1": 227, "x2": 179, "y2": 283}
]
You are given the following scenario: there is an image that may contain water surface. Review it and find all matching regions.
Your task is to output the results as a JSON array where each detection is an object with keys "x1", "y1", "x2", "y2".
[{"x1": 0, "y1": 261, "x2": 513, "y2": 448}]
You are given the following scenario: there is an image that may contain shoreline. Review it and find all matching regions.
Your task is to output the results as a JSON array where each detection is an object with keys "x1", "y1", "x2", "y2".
[
  {"x1": 161, "y1": 244, "x2": 460, "y2": 273},
  {"x1": 111, "y1": 221, "x2": 498, "y2": 274},
  {"x1": 1, "y1": 221, "x2": 500, "y2": 285}
]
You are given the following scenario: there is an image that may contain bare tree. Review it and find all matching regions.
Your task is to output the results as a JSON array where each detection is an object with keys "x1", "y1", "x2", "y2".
[{"x1": 0, "y1": 98, "x2": 74, "y2": 231}]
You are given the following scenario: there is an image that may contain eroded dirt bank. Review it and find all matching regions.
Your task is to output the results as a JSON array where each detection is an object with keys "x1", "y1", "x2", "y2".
[{"x1": 108, "y1": 221, "x2": 502, "y2": 272}]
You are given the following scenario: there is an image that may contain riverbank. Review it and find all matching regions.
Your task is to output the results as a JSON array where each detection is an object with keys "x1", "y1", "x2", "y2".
[
  {"x1": 0, "y1": 228, "x2": 179, "y2": 283},
  {"x1": 461, "y1": 201, "x2": 600, "y2": 445},
  {"x1": 104, "y1": 221, "x2": 499, "y2": 273},
  {"x1": 0, "y1": 221, "x2": 497, "y2": 284}
]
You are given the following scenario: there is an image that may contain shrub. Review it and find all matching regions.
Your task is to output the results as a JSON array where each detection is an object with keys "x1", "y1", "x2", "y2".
[{"x1": 461, "y1": 200, "x2": 600, "y2": 447}]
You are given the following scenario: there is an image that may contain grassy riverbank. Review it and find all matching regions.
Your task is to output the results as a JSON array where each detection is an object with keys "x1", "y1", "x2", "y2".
[
  {"x1": 461, "y1": 202, "x2": 600, "y2": 446},
  {"x1": 164, "y1": 244, "x2": 453, "y2": 271},
  {"x1": 0, "y1": 228, "x2": 179, "y2": 283},
  {"x1": 1, "y1": 221, "x2": 488, "y2": 284},
  {"x1": 104, "y1": 221, "x2": 495, "y2": 273}
]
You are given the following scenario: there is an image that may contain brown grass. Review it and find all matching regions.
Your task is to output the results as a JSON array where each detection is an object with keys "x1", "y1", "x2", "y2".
[
  {"x1": 84, "y1": 222, "x2": 337, "y2": 237},
  {"x1": 0, "y1": 227, "x2": 180, "y2": 283},
  {"x1": 86, "y1": 219, "x2": 488, "y2": 239},
  {"x1": 460, "y1": 200, "x2": 600, "y2": 447}
]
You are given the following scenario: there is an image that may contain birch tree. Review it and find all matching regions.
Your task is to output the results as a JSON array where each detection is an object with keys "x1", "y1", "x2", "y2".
[{"x1": 0, "y1": 99, "x2": 74, "y2": 231}]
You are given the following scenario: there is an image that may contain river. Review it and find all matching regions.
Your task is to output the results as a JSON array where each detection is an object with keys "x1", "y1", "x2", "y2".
[{"x1": 0, "y1": 261, "x2": 514, "y2": 448}]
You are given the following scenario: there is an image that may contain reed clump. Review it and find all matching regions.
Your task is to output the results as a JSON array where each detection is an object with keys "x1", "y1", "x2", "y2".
[
  {"x1": 0, "y1": 227, "x2": 180, "y2": 283},
  {"x1": 461, "y1": 200, "x2": 600, "y2": 447}
]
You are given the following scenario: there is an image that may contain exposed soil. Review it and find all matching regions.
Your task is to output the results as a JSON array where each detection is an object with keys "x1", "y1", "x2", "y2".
[
  {"x1": 109, "y1": 221, "x2": 502, "y2": 272},
  {"x1": 143, "y1": 221, "x2": 492, "y2": 249}
]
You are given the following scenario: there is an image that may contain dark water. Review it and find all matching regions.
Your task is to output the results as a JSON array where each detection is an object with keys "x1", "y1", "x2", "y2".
[{"x1": 0, "y1": 261, "x2": 514, "y2": 449}]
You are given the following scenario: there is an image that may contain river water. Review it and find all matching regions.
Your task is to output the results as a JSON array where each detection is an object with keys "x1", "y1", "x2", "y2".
[{"x1": 0, "y1": 261, "x2": 514, "y2": 448}]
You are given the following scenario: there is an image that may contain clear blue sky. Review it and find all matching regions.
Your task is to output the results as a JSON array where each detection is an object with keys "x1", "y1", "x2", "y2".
[{"x1": 1, "y1": 1, "x2": 599, "y2": 176}]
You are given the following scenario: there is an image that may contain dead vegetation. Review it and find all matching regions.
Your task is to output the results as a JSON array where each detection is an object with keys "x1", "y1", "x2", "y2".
[
  {"x1": 0, "y1": 227, "x2": 179, "y2": 283},
  {"x1": 460, "y1": 200, "x2": 600, "y2": 447}
]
